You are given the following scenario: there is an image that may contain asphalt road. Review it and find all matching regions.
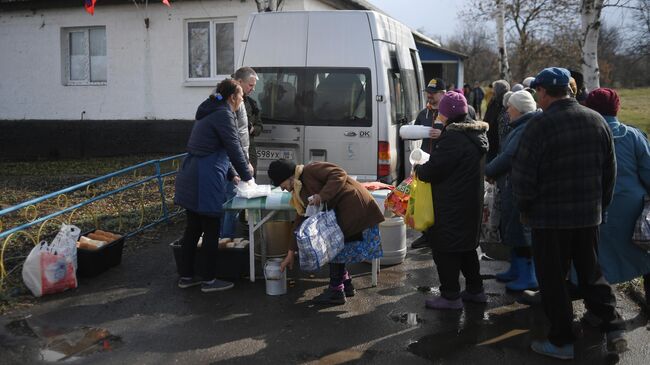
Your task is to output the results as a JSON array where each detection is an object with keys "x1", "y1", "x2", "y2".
[{"x1": 1, "y1": 222, "x2": 649, "y2": 364}]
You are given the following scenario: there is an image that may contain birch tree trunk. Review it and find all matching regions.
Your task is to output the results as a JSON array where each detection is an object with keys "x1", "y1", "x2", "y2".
[
  {"x1": 581, "y1": 0, "x2": 604, "y2": 91},
  {"x1": 496, "y1": 0, "x2": 512, "y2": 82}
]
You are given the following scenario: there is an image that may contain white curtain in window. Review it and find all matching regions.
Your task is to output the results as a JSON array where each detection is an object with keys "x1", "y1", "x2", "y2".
[
  {"x1": 188, "y1": 22, "x2": 210, "y2": 78},
  {"x1": 89, "y1": 28, "x2": 107, "y2": 82},
  {"x1": 70, "y1": 31, "x2": 88, "y2": 81}
]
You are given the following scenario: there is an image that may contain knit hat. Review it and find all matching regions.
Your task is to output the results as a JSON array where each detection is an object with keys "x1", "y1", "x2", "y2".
[
  {"x1": 522, "y1": 77, "x2": 535, "y2": 88},
  {"x1": 585, "y1": 88, "x2": 620, "y2": 116},
  {"x1": 425, "y1": 78, "x2": 446, "y2": 93},
  {"x1": 508, "y1": 90, "x2": 537, "y2": 114},
  {"x1": 511, "y1": 83, "x2": 524, "y2": 92},
  {"x1": 438, "y1": 91, "x2": 468, "y2": 120},
  {"x1": 502, "y1": 91, "x2": 514, "y2": 108},
  {"x1": 267, "y1": 159, "x2": 296, "y2": 186}
]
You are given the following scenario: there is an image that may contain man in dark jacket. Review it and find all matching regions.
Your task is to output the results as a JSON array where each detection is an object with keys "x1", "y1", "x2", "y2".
[
  {"x1": 409, "y1": 78, "x2": 446, "y2": 249},
  {"x1": 414, "y1": 91, "x2": 489, "y2": 310},
  {"x1": 511, "y1": 67, "x2": 626, "y2": 360}
]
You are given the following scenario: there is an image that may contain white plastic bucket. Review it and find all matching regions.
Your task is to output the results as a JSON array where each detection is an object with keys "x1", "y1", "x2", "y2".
[
  {"x1": 264, "y1": 258, "x2": 287, "y2": 295},
  {"x1": 379, "y1": 217, "x2": 407, "y2": 265}
]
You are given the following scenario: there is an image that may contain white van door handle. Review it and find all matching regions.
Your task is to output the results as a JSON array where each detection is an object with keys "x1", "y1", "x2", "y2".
[{"x1": 344, "y1": 131, "x2": 357, "y2": 137}]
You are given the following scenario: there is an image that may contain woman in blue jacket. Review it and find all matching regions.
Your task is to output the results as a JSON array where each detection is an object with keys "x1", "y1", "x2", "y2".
[
  {"x1": 174, "y1": 79, "x2": 253, "y2": 293},
  {"x1": 585, "y1": 88, "x2": 650, "y2": 305},
  {"x1": 485, "y1": 90, "x2": 540, "y2": 291}
]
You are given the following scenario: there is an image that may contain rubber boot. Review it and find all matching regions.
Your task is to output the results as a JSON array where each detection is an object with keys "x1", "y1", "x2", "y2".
[
  {"x1": 495, "y1": 249, "x2": 518, "y2": 282},
  {"x1": 506, "y1": 257, "x2": 538, "y2": 291}
]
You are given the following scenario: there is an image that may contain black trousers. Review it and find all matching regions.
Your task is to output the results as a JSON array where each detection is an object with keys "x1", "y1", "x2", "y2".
[
  {"x1": 431, "y1": 249, "x2": 483, "y2": 299},
  {"x1": 179, "y1": 210, "x2": 221, "y2": 281},
  {"x1": 532, "y1": 227, "x2": 625, "y2": 346}
]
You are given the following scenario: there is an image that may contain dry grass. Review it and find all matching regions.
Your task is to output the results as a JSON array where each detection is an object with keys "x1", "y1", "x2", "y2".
[{"x1": 618, "y1": 88, "x2": 650, "y2": 133}]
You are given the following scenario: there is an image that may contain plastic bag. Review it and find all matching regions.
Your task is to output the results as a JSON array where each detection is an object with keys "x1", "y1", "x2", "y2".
[
  {"x1": 632, "y1": 195, "x2": 650, "y2": 252},
  {"x1": 405, "y1": 177, "x2": 434, "y2": 231},
  {"x1": 235, "y1": 179, "x2": 272, "y2": 199},
  {"x1": 22, "y1": 224, "x2": 81, "y2": 297},
  {"x1": 385, "y1": 177, "x2": 413, "y2": 217},
  {"x1": 295, "y1": 210, "x2": 344, "y2": 272},
  {"x1": 479, "y1": 182, "x2": 501, "y2": 244}
]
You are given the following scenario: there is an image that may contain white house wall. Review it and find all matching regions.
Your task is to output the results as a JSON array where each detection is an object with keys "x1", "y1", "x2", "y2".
[{"x1": 0, "y1": 0, "x2": 318, "y2": 121}]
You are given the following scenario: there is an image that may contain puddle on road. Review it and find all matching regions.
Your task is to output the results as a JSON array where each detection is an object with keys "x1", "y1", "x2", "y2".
[
  {"x1": 5, "y1": 317, "x2": 122, "y2": 362},
  {"x1": 408, "y1": 301, "x2": 539, "y2": 361}
]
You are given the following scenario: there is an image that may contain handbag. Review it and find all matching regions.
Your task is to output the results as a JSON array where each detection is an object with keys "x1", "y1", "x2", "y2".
[
  {"x1": 295, "y1": 210, "x2": 344, "y2": 271},
  {"x1": 632, "y1": 195, "x2": 650, "y2": 252}
]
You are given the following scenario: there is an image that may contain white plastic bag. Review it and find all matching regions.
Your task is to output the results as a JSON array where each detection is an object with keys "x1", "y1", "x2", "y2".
[
  {"x1": 304, "y1": 195, "x2": 324, "y2": 217},
  {"x1": 235, "y1": 179, "x2": 272, "y2": 199},
  {"x1": 22, "y1": 224, "x2": 81, "y2": 297},
  {"x1": 479, "y1": 182, "x2": 501, "y2": 244}
]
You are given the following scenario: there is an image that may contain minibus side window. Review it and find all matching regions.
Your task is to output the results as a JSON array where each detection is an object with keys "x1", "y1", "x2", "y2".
[{"x1": 388, "y1": 51, "x2": 408, "y2": 125}]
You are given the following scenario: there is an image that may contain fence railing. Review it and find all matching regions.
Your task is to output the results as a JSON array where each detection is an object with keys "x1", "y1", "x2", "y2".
[{"x1": 0, "y1": 153, "x2": 188, "y2": 290}]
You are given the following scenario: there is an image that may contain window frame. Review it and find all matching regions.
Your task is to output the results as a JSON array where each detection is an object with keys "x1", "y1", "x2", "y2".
[
  {"x1": 61, "y1": 26, "x2": 107, "y2": 86},
  {"x1": 184, "y1": 17, "x2": 236, "y2": 84}
]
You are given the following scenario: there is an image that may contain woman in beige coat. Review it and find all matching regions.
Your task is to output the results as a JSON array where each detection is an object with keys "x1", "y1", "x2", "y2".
[{"x1": 268, "y1": 159, "x2": 384, "y2": 305}]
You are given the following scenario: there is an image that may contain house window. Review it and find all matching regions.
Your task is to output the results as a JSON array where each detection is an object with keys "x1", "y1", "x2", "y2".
[
  {"x1": 187, "y1": 19, "x2": 234, "y2": 80},
  {"x1": 62, "y1": 27, "x2": 107, "y2": 85}
]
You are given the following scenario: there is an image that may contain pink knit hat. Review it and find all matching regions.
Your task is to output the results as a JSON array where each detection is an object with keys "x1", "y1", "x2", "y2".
[
  {"x1": 586, "y1": 88, "x2": 620, "y2": 116},
  {"x1": 438, "y1": 91, "x2": 468, "y2": 120}
]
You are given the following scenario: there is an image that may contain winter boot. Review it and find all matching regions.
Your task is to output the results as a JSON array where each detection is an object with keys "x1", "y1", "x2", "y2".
[
  {"x1": 506, "y1": 257, "x2": 538, "y2": 291},
  {"x1": 495, "y1": 249, "x2": 518, "y2": 282}
]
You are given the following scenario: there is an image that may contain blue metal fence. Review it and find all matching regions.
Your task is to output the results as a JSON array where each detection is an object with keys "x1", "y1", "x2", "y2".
[{"x1": 0, "y1": 153, "x2": 187, "y2": 287}]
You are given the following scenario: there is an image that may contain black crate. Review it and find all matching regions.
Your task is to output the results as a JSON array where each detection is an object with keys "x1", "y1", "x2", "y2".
[
  {"x1": 170, "y1": 239, "x2": 250, "y2": 279},
  {"x1": 77, "y1": 230, "x2": 125, "y2": 278}
]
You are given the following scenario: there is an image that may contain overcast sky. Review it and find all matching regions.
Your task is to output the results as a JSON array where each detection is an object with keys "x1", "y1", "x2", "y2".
[{"x1": 366, "y1": 0, "x2": 630, "y2": 43}]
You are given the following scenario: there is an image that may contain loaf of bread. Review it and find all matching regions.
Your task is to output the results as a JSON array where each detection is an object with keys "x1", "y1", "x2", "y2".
[
  {"x1": 94, "y1": 230, "x2": 122, "y2": 240},
  {"x1": 78, "y1": 236, "x2": 107, "y2": 249}
]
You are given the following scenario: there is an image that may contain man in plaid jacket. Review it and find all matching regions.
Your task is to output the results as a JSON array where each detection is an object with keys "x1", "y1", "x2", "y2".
[{"x1": 511, "y1": 67, "x2": 626, "y2": 360}]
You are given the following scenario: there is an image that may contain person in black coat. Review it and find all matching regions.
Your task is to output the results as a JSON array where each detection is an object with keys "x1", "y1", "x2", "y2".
[{"x1": 414, "y1": 91, "x2": 489, "y2": 310}]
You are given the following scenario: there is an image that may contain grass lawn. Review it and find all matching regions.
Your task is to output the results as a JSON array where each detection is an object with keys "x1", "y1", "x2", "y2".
[{"x1": 618, "y1": 88, "x2": 650, "y2": 133}]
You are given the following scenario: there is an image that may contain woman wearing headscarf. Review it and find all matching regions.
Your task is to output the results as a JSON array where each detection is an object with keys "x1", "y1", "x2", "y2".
[
  {"x1": 414, "y1": 91, "x2": 490, "y2": 310},
  {"x1": 584, "y1": 88, "x2": 650, "y2": 308},
  {"x1": 486, "y1": 90, "x2": 541, "y2": 291},
  {"x1": 174, "y1": 79, "x2": 253, "y2": 293},
  {"x1": 483, "y1": 80, "x2": 510, "y2": 162},
  {"x1": 268, "y1": 160, "x2": 384, "y2": 305}
]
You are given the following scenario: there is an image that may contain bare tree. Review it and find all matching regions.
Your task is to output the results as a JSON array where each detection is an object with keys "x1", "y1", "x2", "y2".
[
  {"x1": 445, "y1": 26, "x2": 499, "y2": 85},
  {"x1": 465, "y1": 0, "x2": 577, "y2": 81},
  {"x1": 496, "y1": 0, "x2": 512, "y2": 82},
  {"x1": 255, "y1": 0, "x2": 284, "y2": 12},
  {"x1": 580, "y1": 0, "x2": 605, "y2": 91}
]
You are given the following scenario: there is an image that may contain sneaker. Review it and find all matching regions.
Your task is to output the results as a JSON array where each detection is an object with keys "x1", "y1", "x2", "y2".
[
  {"x1": 410, "y1": 235, "x2": 429, "y2": 249},
  {"x1": 200, "y1": 279, "x2": 234, "y2": 293},
  {"x1": 313, "y1": 288, "x2": 346, "y2": 305},
  {"x1": 178, "y1": 277, "x2": 201, "y2": 289},
  {"x1": 425, "y1": 296, "x2": 463, "y2": 310},
  {"x1": 461, "y1": 290, "x2": 488, "y2": 303},
  {"x1": 606, "y1": 330, "x2": 628, "y2": 354},
  {"x1": 531, "y1": 340, "x2": 574, "y2": 360}
]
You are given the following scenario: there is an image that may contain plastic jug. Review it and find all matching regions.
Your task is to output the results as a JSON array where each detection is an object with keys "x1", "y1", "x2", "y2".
[{"x1": 264, "y1": 258, "x2": 287, "y2": 295}]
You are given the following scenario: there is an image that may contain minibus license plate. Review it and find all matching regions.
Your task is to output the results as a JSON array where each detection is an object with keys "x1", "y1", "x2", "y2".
[{"x1": 257, "y1": 149, "x2": 295, "y2": 160}]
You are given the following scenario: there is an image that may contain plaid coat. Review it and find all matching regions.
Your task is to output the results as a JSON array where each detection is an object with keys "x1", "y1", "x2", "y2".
[{"x1": 511, "y1": 98, "x2": 616, "y2": 228}]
